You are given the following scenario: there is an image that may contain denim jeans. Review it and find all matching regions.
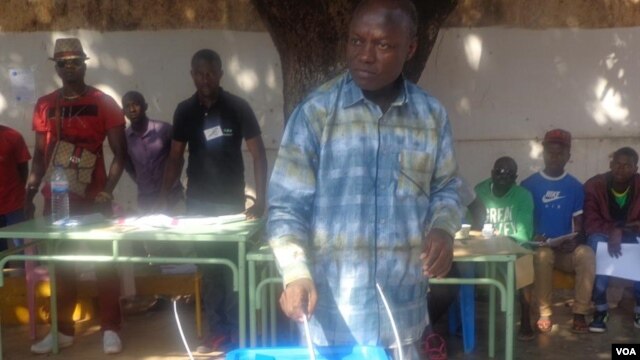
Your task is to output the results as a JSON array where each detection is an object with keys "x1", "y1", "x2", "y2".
[
  {"x1": 587, "y1": 233, "x2": 640, "y2": 313},
  {"x1": 186, "y1": 198, "x2": 244, "y2": 340}
]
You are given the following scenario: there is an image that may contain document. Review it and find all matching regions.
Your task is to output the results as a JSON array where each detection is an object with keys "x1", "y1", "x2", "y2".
[{"x1": 596, "y1": 242, "x2": 640, "y2": 282}]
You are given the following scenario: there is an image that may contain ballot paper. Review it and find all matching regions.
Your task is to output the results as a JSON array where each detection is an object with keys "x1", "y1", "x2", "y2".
[
  {"x1": 596, "y1": 242, "x2": 640, "y2": 282},
  {"x1": 115, "y1": 213, "x2": 246, "y2": 229}
]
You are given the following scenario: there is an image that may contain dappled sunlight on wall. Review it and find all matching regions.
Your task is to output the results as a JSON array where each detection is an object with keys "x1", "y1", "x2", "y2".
[
  {"x1": 0, "y1": 91, "x2": 6, "y2": 115},
  {"x1": 589, "y1": 77, "x2": 629, "y2": 126},
  {"x1": 464, "y1": 34, "x2": 483, "y2": 71}
]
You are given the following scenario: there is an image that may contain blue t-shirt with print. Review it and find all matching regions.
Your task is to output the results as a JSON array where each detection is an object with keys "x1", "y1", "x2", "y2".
[{"x1": 521, "y1": 171, "x2": 584, "y2": 238}]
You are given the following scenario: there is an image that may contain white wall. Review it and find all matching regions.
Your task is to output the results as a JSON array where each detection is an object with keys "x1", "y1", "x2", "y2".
[
  {"x1": 2, "y1": 26, "x2": 640, "y2": 212},
  {"x1": 421, "y1": 27, "x2": 640, "y2": 186}
]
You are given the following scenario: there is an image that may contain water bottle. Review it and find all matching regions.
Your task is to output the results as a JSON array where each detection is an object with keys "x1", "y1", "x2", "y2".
[{"x1": 51, "y1": 166, "x2": 70, "y2": 225}]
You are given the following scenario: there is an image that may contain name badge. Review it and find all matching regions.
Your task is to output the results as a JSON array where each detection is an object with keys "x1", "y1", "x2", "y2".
[{"x1": 204, "y1": 126, "x2": 223, "y2": 141}]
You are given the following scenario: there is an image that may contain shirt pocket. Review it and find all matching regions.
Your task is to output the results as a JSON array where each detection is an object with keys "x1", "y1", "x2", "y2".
[{"x1": 396, "y1": 150, "x2": 433, "y2": 198}]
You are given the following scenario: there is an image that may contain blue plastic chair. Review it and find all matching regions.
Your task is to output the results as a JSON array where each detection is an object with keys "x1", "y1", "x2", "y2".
[{"x1": 448, "y1": 264, "x2": 476, "y2": 353}]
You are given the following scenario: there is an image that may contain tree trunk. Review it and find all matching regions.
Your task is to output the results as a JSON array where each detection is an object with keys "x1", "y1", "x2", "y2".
[{"x1": 251, "y1": 0, "x2": 458, "y2": 122}]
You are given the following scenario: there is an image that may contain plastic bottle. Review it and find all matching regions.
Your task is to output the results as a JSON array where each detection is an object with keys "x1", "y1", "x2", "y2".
[{"x1": 51, "y1": 166, "x2": 70, "y2": 225}]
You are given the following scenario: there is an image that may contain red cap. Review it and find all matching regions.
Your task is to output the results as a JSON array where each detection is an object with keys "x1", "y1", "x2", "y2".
[{"x1": 543, "y1": 129, "x2": 571, "y2": 148}]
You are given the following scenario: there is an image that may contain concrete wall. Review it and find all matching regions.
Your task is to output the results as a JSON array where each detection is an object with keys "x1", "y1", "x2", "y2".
[
  {"x1": 421, "y1": 27, "x2": 640, "y2": 186},
  {"x1": 1, "y1": 26, "x2": 639, "y2": 213}
]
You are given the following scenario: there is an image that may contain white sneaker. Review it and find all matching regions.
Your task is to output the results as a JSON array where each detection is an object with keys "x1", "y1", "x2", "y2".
[
  {"x1": 103, "y1": 330, "x2": 122, "y2": 354},
  {"x1": 30, "y1": 332, "x2": 74, "y2": 354}
]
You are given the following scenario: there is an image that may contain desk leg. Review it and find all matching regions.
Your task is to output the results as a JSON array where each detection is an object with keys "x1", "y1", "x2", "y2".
[
  {"x1": 505, "y1": 260, "x2": 515, "y2": 360},
  {"x1": 269, "y1": 263, "x2": 277, "y2": 346},
  {"x1": 49, "y1": 247, "x2": 59, "y2": 354},
  {"x1": 238, "y1": 242, "x2": 246, "y2": 348},
  {"x1": 488, "y1": 263, "x2": 496, "y2": 358},
  {"x1": 248, "y1": 259, "x2": 257, "y2": 347}
]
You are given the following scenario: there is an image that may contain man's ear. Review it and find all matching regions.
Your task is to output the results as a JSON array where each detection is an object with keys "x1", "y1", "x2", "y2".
[
  {"x1": 220, "y1": 69, "x2": 225, "y2": 80},
  {"x1": 143, "y1": 102, "x2": 149, "y2": 112},
  {"x1": 406, "y1": 37, "x2": 417, "y2": 61}
]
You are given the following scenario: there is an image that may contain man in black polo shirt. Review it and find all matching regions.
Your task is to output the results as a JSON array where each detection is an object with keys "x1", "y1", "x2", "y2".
[{"x1": 160, "y1": 48, "x2": 267, "y2": 353}]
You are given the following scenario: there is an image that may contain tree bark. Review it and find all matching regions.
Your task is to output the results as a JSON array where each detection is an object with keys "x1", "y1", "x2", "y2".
[{"x1": 252, "y1": 0, "x2": 458, "y2": 122}]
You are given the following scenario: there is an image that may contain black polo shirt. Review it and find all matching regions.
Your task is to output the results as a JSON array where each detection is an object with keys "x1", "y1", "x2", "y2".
[{"x1": 173, "y1": 89, "x2": 261, "y2": 207}]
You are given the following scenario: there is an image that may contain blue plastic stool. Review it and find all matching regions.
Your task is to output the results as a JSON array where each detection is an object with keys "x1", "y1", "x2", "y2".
[{"x1": 448, "y1": 264, "x2": 476, "y2": 353}]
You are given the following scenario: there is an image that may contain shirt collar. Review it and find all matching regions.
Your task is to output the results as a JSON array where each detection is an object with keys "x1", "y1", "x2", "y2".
[
  {"x1": 126, "y1": 119, "x2": 155, "y2": 138},
  {"x1": 342, "y1": 72, "x2": 409, "y2": 109}
]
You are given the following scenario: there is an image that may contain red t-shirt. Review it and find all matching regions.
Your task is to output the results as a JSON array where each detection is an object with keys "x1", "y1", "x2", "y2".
[
  {"x1": 0, "y1": 125, "x2": 32, "y2": 215},
  {"x1": 32, "y1": 87, "x2": 125, "y2": 201}
]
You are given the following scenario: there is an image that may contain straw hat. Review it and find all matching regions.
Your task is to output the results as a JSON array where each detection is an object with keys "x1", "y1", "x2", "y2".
[{"x1": 49, "y1": 38, "x2": 89, "y2": 61}]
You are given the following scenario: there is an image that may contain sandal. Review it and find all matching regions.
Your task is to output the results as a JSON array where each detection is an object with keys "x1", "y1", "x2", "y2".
[
  {"x1": 571, "y1": 314, "x2": 589, "y2": 334},
  {"x1": 536, "y1": 318, "x2": 553, "y2": 333}
]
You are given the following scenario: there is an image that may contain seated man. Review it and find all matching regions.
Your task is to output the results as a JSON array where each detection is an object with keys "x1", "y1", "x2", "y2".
[
  {"x1": 521, "y1": 129, "x2": 594, "y2": 334},
  {"x1": 475, "y1": 156, "x2": 535, "y2": 340},
  {"x1": 584, "y1": 146, "x2": 640, "y2": 332}
]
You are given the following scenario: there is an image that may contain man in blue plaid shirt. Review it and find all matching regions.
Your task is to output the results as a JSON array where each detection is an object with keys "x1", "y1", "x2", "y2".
[{"x1": 267, "y1": 1, "x2": 463, "y2": 358}]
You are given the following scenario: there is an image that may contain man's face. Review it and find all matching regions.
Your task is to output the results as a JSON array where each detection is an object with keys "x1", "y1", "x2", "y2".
[
  {"x1": 191, "y1": 59, "x2": 223, "y2": 98},
  {"x1": 491, "y1": 161, "x2": 517, "y2": 189},
  {"x1": 54, "y1": 58, "x2": 86, "y2": 84},
  {"x1": 610, "y1": 154, "x2": 638, "y2": 184},
  {"x1": 346, "y1": 5, "x2": 417, "y2": 92},
  {"x1": 122, "y1": 97, "x2": 146, "y2": 123},
  {"x1": 543, "y1": 143, "x2": 570, "y2": 174}
]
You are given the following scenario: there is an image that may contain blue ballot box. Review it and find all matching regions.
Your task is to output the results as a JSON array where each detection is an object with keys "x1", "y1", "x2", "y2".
[{"x1": 226, "y1": 346, "x2": 390, "y2": 360}]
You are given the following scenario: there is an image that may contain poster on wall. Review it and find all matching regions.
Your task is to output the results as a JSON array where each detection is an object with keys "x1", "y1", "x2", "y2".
[{"x1": 8, "y1": 68, "x2": 36, "y2": 104}]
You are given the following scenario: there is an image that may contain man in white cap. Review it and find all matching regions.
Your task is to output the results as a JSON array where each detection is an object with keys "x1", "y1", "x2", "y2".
[{"x1": 25, "y1": 37, "x2": 127, "y2": 354}]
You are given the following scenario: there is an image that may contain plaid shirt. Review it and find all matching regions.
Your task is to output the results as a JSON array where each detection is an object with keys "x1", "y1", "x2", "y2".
[{"x1": 267, "y1": 72, "x2": 462, "y2": 347}]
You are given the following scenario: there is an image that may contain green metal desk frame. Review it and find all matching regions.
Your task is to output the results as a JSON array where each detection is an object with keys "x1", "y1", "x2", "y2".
[
  {"x1": 246, "y1": 251, "x2": 516, "y2": 360},
  {"x1": 0, "y1": 217, "x2": 265, "y2": 359}
]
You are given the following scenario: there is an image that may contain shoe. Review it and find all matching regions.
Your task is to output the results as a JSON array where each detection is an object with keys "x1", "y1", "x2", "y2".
[
  {"x1": 588, "y1": 310, "x2": 608, "y2": 333},
  {"x1": 196, "y1": 335, "x2": 229, "y2": 354},
  {"x1": 571, "y1": 314, "x2": 589, "y2": 334},
  {"x1": 103, "y1": 330, "x2": 123, "y2": 354},
  {"x1": 423, "y1": 333, "x2": 447, "y2": 360},
  {"x1": 634, "y1": 313, "x2": 640, "y2": 329},
  {"x1": 30, "y1": 332, "x2": 74, "y2": 354}
]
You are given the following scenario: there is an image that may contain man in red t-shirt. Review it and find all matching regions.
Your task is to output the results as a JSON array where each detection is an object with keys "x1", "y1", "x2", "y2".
[
  {"x1": 24, "y1": 38, "x2": 127, "y2": 355},
  {"x1": 0, "y1": 124, "x2": 31, "y2": 251}
]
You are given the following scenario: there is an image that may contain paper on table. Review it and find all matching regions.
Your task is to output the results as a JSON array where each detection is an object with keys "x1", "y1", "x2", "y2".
[
  {"x1": 115, "y1": 213, "x2": 247, "y2": 229},
  {"x1": 595, "y1": 242, "x2": 640, "y2": 281}
]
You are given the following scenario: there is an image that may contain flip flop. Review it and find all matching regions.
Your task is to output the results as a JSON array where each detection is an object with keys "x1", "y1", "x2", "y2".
[{"x1": 536, "y1": 318, "x2": 553, "y2": 333}]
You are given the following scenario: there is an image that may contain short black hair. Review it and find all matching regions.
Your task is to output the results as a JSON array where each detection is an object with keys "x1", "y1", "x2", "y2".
[
  {"x1": 613, "y1": 147, "x2": 639, "y2": 165},
  {"x1": 352, "y1": 0, "x2": 418, "y2": 38},
  {"x1": 191, "y1": 49, "x2": 222, "y2": 69},
  {"x1": 121, "y1": 90, "x2": 146, "y2": 105}
]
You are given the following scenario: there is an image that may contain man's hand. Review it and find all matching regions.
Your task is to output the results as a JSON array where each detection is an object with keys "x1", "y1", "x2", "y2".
[
  {"x1": 558, "y1": 234, "x2": 579, "y2": 253},
  {"x1": 24, "y1": 200, "x2": 36, "y2": 220},
  {"x1": 94, "y1": 191, "x2": 113, "y2": 203},
  {"x1": 244, "y1": 201, "x2": 265, "y2": 220},
  {"x1": 533, "y1": 234, "x2": 547, "y2": 245},
  {"x1": 279, "y1": 278, "x2": 317, "y2": 321},
  {"x1": 420, "y1": 228, "x2": 454, "y2": 278},
  {"x1": 608, "y1": 228, "x2": 623, "y2": 258}
]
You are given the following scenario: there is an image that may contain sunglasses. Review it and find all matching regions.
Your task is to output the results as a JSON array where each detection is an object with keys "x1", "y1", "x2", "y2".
[
  {"x1": 55, "y1": 59, "x2": 85, "y2": 68},
  {"x1": 492, "y1": 168, "x2": 516, "y2": 177}
]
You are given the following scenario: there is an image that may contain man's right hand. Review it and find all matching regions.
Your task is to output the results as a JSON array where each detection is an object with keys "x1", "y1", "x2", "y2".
[
  {"x1": 279, "y1": 278, "x2": 317, "y2": 322},
  {"x1": 608, "y1": 228, "x2": 623, "y2": 258}
]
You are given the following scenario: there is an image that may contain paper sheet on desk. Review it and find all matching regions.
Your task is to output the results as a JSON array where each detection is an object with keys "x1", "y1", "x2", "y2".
[
  {"x1": 596, "y1": 242, "x2": 640, "y2": 281},
  {"x1": 115, "y1": 214, "x2": 246, "y2": 229}
]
